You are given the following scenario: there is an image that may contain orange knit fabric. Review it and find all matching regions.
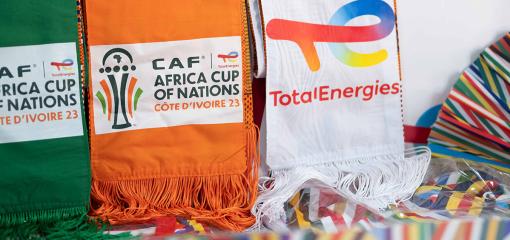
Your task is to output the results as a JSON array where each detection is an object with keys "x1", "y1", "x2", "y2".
[{"x1": 83, "y1": 0, "x2": 259, "y2": 231}]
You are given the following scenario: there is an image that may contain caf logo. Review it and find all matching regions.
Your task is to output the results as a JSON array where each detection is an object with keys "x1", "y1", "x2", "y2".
[{"x1": 96, "y1": 48, "x2": 143, "y2": 129}]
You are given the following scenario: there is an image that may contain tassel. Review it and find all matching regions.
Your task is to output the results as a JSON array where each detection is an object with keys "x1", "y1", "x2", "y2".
[
  {"x1": 251, "y1": 146, "x2": 431, "y2": 230},
  {"x1": 90, "y1": 125, "x2": 260, "y2": 231},
  {"x1": 0, "y1": 208, "x2": 129, "y2": 239}
]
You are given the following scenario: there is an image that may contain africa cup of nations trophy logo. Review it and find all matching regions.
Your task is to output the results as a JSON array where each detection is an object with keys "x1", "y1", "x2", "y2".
[{"x1": 96, "y1": 48, "x2": 143, "y2": 129}]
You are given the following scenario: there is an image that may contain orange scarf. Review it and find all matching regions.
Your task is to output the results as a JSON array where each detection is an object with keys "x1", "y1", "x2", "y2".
[{"x1": 83, "y1": 0, "x2": 259, "y2": 231}]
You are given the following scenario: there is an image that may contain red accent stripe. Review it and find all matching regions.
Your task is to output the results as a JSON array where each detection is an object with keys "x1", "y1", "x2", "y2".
[
  {"x1": 499, "y1": 37, "x2": 510, "y2": 56},
  {"x1": 440, "y1": 112, "x2": 510, "y2": 148},
  {"x1": 432, "y1": 222, "x2": 448, "y2": 240},
  {"x1": 352, "y1": 205, "x2": 367, "y2": 223},
  {"x1": 457, "y1": 194, "x2": 474, "y2": 215},
  {"x1": 438, "y1": 119, "x2": 505, "y2": 154},
  {"x1": 404, "y1": 125, "x2": 431, "y2": 143},
  {"x1": 464, "y1": 221, "x2": 473, "y2": 239},
  {"x1": 100, "y1": 79, "x2": 112, "y2": 121},
  {"x1": 319, "y1": 207, "x2": 345, "y2": 226},
  {"x1": 450, "y1": 91, "x2": 510, "y2": 135},
  {"x1": 464, "y1": 105, "x2": 487, "y2": 131},
  {"x1": 154, "y1": 217, "x2": 177, "y2": 236},
  {"x1": 403, "y1": 224, "x2": 409, "y2": 240},
  {"x1": 50, "y1": 62, "x2": 73, "y2": 67},
  {"x1": 267, "y1": 19, "x2": 388, "y2": 43},
  {"x1": 252, "y1": 78, "x2": 265, "y2": 127},
  {"x1": 217, "y1": 54, "x2": 238, "y2": 59}
]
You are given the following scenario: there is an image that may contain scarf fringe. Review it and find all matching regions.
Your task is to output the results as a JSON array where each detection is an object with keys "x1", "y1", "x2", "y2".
[
  {"x1": 0, "y1": 207, "x2": 129, "y2": 239},
  {"x1": 90, "y1": 124, "x2": 260, "y2": 232},
  {"x1": 250, "y1": 146, "x2": 431, "y2": 231}
]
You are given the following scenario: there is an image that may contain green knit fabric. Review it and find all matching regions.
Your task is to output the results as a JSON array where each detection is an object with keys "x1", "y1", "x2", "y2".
[{"x1": 0, "y1": 1, "x2": 100, "y2": 238}]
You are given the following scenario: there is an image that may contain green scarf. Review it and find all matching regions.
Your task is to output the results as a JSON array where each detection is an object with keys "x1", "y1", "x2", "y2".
[{"x1": 0, "y1": 1, "x2": 120, "y2": 238}]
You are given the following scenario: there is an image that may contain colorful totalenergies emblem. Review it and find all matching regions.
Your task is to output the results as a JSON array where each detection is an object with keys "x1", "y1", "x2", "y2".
[
  {"x1": 96, "y1": 48, "x2": 143, "y2": 129},
  {"x1": 50, "y1": 59, "x2": 74, "y2": 71},
  {"x1": 266, "y1": 0, "x2": 395, "y2": 71},
  {"x1": 217, "y1": 51, "x2": 239, "y2": 63}
]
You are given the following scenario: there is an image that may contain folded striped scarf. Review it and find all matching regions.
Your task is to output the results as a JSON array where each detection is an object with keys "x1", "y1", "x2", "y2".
[
  {"x1": 397, "y1": 3, "x2": 510, "y2": 144},
  {"x1": 84, "y1": 0, "x2": 259, "y2": 231},
  {"x1": 0, "y1": 1, "x2": 105, "y2": 238},
  {"x1": 429, "y1": 33, "x2": 510, "y2": 172},
  {"x1": 252, "y1": 0, "x2": 431, "y2": 229}
]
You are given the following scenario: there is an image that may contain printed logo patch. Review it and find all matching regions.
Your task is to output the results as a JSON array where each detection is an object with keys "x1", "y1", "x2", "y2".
[
  {"x1": 266, "y1": 0, "x2": 395, "y2": 71},
  {"x1": 95, "y1": 48, "x2": 143, "y2": 129},
  {"x1": 0, "y1": 43, "x2": 84, "y2": 143},
  {"x1": 217, "y1": 51, "x2": 239, "y2": 63},
  {"x1": 90, "y1": 37, "x2": 244, "y2": 135}
]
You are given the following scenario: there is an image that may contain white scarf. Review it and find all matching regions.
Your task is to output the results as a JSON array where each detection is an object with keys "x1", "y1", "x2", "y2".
[{"x1": 252, "y1": 0, "x2": 431, "y2": 229}]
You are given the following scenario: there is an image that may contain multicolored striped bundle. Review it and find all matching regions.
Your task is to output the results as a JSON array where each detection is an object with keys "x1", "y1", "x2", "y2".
[
  {"x1": 410, "y1": 171, "x2": 510, "y2": 218},
  {"x1": 428, "y1": 33, "x2": 510, "y2": 172}
]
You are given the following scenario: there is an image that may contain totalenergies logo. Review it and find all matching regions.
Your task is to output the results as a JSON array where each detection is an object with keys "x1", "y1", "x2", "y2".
[
  {"x1": 50, "y1": 59, "x2": 74, "y2": 71},
  {"x1": 95, "y1": 48, "x2": 143, "y2": 129},
  {"x1": 266, "y1": 0, "x2": 395, "y2": 71},
  {"x1": 217, "y1": 51, "x2": 239, "y2": 63}
]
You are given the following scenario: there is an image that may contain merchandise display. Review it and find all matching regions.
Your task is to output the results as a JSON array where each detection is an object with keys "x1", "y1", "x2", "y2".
[
  {"x1": 103, "y1": 159, "x2": 510, "y2": 239},
  {"x1": 0, "y1": 0, "x2": 509, "y2": 239},
  {"x1": 265, "y1": 160, "x2": 510, "y2": 232}
]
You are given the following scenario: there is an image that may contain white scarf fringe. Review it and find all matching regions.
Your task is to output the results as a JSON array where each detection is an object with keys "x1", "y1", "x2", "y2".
[{"x1": 250, "y1": 146, "x2": 431, "y2": 231}]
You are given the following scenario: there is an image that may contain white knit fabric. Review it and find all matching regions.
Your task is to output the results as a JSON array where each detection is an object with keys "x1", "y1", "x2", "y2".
[{"x1": 252, "y1": 0, "x2": 431, "y2": 230}]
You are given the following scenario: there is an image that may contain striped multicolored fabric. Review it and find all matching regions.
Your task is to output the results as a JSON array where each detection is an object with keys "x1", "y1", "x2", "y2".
[
  {"x1": 281, "y1": 188, "x2": 385, "y2": 232},
  {"x1": 144, "y1": 218, "x2": 510, "y2": 240},
  {"x1": 409, "y1": 171, "x2": 509, "y2": 219},
  {"x1": 429, "y1": 33, "x2": 510, "y2": 172}
]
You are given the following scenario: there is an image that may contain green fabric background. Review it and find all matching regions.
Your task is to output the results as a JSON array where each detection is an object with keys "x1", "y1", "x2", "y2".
[{"x1": 0, "y1": 1, "x2": 90, "y2": 214}]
